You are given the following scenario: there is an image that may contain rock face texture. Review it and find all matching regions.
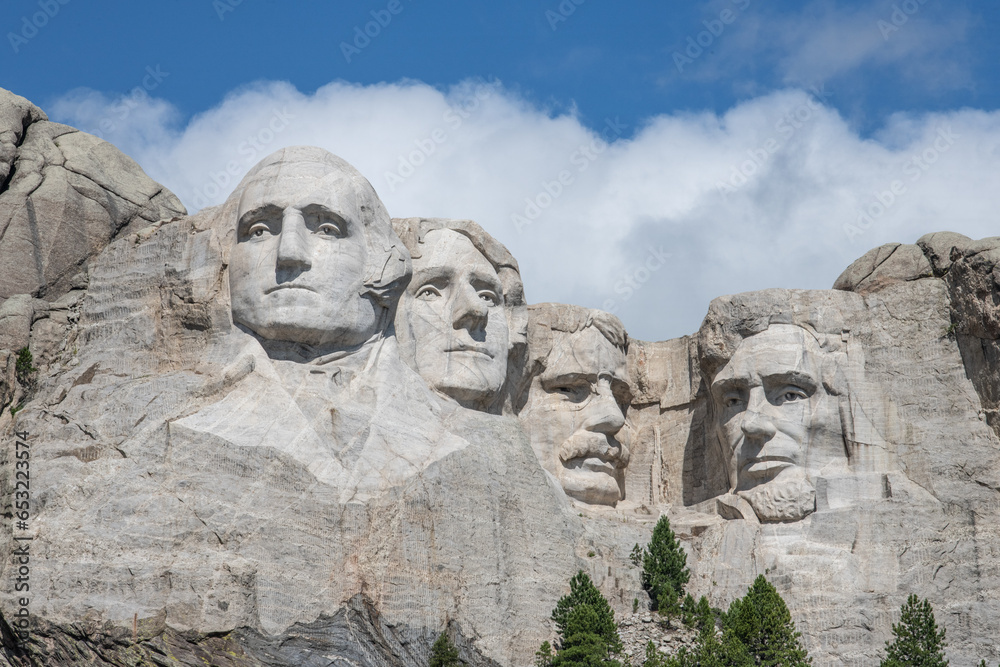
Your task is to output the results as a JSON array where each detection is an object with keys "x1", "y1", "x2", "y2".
[
  {"x1": 2, "y1": 89, "x2": 1000, "y2": 666},
  {"x1": 0, "y1": 87, "x2": 186, "y2": 422}
]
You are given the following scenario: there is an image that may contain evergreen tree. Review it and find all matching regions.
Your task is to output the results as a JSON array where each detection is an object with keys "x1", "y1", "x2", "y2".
[
  {"x1": 632, "y1": 515, "x2": 690, "y2": 615},
  {"x1": 429, "y1": 631, "x2": 462, "y2": 667},
  {"x1": 664, "y1": 626, "x2": 753, "y2": 667},
  {"x1": 552, "y1": 605, "x2": 622, "y2": 667},
  {"x1": 549, "y1": 571, "x2": 623, "y2": 666},
  {"x1": 535, "y1": 641, "x2": 554, "y2": 667},
  {"x1": 694, "y1": 596, "x2": 715, "y2": 637},
  {"x1": 681, "y1": 593, "x2": 698, "y2": 627},
  {"x1": 725, "y1": 575, "x2": 810, "y2": 666},
  {"x1": 881, "y1": 594, "x2": 949, "y2": 667},
  {"x1": 643, "y1": 640, "x2": 669, "y2": 667}
]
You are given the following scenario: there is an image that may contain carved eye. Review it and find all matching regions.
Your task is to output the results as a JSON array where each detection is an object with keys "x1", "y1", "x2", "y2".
[
  {"x1": 248, "y1": 222, "x2": 270, "y2": 239},
  {"x1": 778, "y1": 387, "x2": 808, "y2": 404},
  {"x1": 551, "y1": 383, "x2": 589, "y2": 402},
  {"x1": 724, "y1": 396, "x2": 743, "y2": 408},
  {"x1": 478, "y1": 290, "x2": 500, "y2": 306},
  {"x1": 317, "y1": 222, "x2": 343, "y2": 237},
  {"x1": 416, "y1": 285, "x2": 442, "y2": 300}
]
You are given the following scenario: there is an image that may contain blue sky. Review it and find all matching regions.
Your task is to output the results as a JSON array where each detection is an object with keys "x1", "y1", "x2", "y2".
[{"x1": 3, "y1": 0, "x2": 1000, "y2": 340}]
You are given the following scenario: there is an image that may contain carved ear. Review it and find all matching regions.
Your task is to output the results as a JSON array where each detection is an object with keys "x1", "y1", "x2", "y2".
[
  {"x1": 507, "y1": 302, "x2": 528, "y2": 350},
  {"x1": 361, "y1": 243, "x2": 412, "y2": 308}
]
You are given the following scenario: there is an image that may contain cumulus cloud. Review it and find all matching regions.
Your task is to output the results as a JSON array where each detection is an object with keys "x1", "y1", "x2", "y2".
[{"x1": 48, "y1": 79, "x2": 1000, "y2": 341}]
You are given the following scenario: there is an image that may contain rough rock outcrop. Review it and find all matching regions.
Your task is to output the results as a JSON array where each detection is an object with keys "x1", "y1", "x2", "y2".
[
  {"x1": 0, "y1": 87, "x2": 185, "y2": 418},
  {"x1": 0, "y1": 88, "x2": 185, "y2": 305},
  {"x1": 3, "y1": 88, "x2": 1000, "y2": 667}
]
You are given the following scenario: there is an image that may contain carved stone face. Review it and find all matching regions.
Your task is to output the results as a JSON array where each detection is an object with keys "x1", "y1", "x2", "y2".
[
  {"x1": 520, "y1": 327, "x2": 630, "y2": 506},
  {"x1": 229, "y1": 161, "x2": 379, "y2": 349},
  {"x1": 395, "y1": 229, "x2": 509, "y2": 408},
  {"x1": 711, "y1": 324, "x2": 847, "y2": 522}
]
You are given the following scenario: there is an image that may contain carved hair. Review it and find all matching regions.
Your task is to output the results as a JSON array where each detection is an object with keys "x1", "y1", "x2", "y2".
[{"x1": 513, "y1": 302, "x2": 629, "y2": 414}]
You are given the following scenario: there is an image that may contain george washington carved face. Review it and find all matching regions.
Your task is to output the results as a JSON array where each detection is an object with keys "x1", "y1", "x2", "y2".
[{"x1": 227, "y1": 148, "x2": 408, "y2": 354}]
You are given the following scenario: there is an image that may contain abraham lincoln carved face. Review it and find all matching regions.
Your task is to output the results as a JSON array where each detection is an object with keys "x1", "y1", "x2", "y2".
[{"x1": 711, "y1": 324, "x2": 849, "y2": 522}]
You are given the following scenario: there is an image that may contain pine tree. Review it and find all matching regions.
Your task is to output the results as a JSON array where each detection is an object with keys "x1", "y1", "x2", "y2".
[
  {"x1": 535, "y1": 641, "x2": 554, "y2": 667},
  {"x1": 694, "y1": 596, "x2": 715, "y2": 637},
  {"x1": 632, "y1": 515, "x2": 690, "y2": 615},
  {"x1": 550, "y1": 570, "x2": 623, "y2": 666},
  {"x1": 664, "y1": 626, "x2": 753, "y2": 667},
  {"x1": 429, "y1": 631, "x2": 462, "y2": 667},
  {"x1": 725, "y1": 575, "x2": 811, "y2": 666},
  {"x1": 552, "y1": 605, "x2": 621, "y2": 667},
  {"x1": 643, "y1": 640, "x2": 669, "y2": 667},
  {"x1": 881, "y1": 594, "x2": 949, "y2": 667}
]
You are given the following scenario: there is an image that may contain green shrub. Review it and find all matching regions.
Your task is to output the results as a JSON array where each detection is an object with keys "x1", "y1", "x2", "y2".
[
  {"x1": 15, "y1": 346, "x2": 36, "y2": 386},
  {"x1": 429, "y1": 631, "x2": 462, "y2": 667}
]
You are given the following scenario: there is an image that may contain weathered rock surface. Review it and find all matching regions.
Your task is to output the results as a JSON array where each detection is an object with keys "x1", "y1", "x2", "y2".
[
  {"x1": 0, "y1": 87, "x2": 185, "y2": 307},
  {"x1": 0, "y1": 199, "x2": 608, "y2": 666},
  {"x1": 617, "y1": 612, "x2": 699, "y2": 664},
  {"x1": 2, "y1": 89, "x2": 1000, "y2": 667}
]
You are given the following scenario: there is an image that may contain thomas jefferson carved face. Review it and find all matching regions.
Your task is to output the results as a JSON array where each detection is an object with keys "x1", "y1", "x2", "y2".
[
  {"x1": 519, "y1": 324, "x2": 631, "y2": 506},
  {"x1": 395, "y1": 229, "x2": 509, "y2": 408},
  {"x1": 229, "y1": 160, "x2": 379, "y2": 350},
  {"x1": 711, "y1": 324, "x2": 848, "y2": 522}
]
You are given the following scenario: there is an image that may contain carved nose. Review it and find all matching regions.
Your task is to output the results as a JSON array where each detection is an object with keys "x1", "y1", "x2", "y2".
[
  {"x1": 741, "y1": 409, "x2": 777, "y2": 441},
  {"x1": 276, "y1": 209, "x2": 311, "y2": 271},
  {"x1": 452, "y1": 285, "x2": 489, "y2": 331},
  {"x1": 583, "y1": 383, "x2": 625, "y2": 435}
]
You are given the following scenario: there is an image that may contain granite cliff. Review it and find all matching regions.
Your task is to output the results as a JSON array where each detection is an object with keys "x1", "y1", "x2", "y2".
[{"x1": 1, "y1": 87, "x2": 998, "y2": 666}]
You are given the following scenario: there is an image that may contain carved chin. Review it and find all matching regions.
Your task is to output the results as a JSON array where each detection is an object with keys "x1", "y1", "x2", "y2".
[
  {"x1": 559, "y1": 468, "x2": 623, "y2": 506},
  {"x1": 738, "y1": 477, "x2": 816, "y2": 523}
]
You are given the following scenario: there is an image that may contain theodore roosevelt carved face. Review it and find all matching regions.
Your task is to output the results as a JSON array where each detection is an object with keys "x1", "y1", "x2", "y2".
[
  {"x1": 518, "y1": 304, "x2": 631, "y2": 506},
  {"x1": 227, "y1": 147, "x2": 408, "y2": 354},
  {"x1": 711, "y1": 324, "x2": 849, "y2": 522}
]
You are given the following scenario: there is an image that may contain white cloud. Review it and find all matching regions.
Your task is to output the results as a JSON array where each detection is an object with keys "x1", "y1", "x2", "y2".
[
  {"x1": 772, "y1": 2, "x2": 970, "y2": 87},
  {"x1": 48, "y1": 79, "x2": 1000, "y2": 341}
]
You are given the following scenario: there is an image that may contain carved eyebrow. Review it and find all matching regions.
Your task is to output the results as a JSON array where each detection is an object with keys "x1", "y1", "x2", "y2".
[
  {"x1": 467, "y1": 269, "x2": 503, "y2": 294},
  {"x1": 237, "y1": 204, "x2": 282, "y2": 232},
  {"x1": 410, "y1": 265, "x2": 455, "y2": 285},
  {"x1": 711, "y1": 377, "x2": 747, "y2": 395},
  {"x1": 541, "y1": 371, "x2": 593, "y2": 385},
  {"x1": 763, "y1": 371, "x2": 818, "y2": 392},
  {"x1": 300, "y1": 203, "x2": 349, "y2": 227}
]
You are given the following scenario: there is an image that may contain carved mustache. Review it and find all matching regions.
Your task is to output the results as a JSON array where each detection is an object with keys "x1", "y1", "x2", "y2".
[{"x1": 559, "y1": 432, "x2": 631, "y2": 469}]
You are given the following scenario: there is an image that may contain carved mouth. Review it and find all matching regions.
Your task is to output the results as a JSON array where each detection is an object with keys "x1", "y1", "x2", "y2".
[
  {"x1": 742, "y1": 456, "x2": 796, "y2": 476},
  {"x1": 565, "y1": 457, "x2": 617, "y2": 477},
  {"x1": 445, "y1": 343, "x2": 493, "y2": 358},
  {"x1": 265, "y1": 284, "x2": 317, "y2": 294}
]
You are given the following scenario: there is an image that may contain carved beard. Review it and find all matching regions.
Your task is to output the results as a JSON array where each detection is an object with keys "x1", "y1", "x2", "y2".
[{"x1": 738, "y1": 473, "x2": 816, "y2": 523}]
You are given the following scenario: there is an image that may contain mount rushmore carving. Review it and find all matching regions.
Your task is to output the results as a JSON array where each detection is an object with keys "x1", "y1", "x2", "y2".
[{"x1": 2, "y1": 87, "x2": 1000, "y2": 665}]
